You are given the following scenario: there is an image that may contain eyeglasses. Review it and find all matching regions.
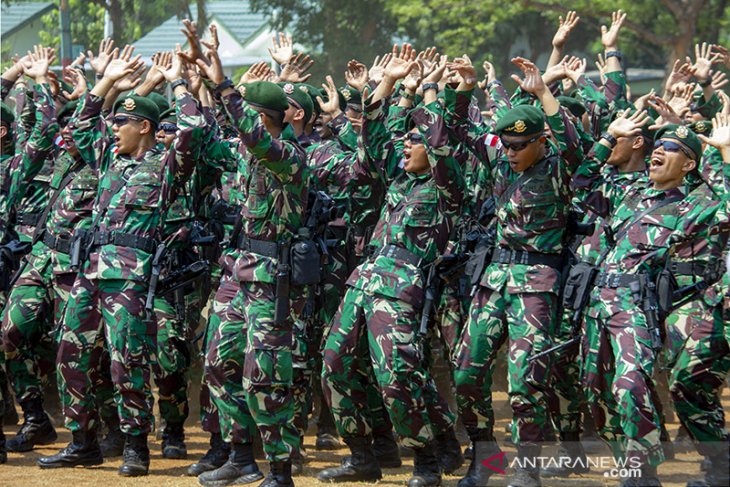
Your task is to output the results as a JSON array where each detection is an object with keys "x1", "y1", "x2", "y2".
[
  {"x1": 654, "y1": 139, "x2": 693, "y2": 159},
  {"x1": 500, "y1": 134, "x2": 542, "y2": 152},
  {"x1": 404, "y1": 132, "x2": 424, "y2": 144},
  {"x1": 159, "y1": 123, "x2": 177, "y2": 134},
  {"x1": 112, "y1": 115, "x2": 143, "y2": 127}
]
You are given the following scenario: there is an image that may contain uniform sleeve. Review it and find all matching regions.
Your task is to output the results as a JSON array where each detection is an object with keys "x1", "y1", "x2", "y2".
[
  {"x1": 547, "y1": 106, "x2": 583, "y2": 172},
  {"x1": 71, "y1": 92, "x2": 112, "y2": 172},
  {"x1": 167, "y1": 92, "x2": 209, "y2": 189},
  {"x1": 571, "y1": 141, "x2": 613, "y2": 217},
  {"x1": 328, "y1": 113, "x2": 358, "y2": 152}
]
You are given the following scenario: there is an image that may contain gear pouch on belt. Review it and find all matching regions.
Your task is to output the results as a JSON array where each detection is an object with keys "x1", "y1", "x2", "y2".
[
  {"x1": 464, "y1": 236, "x2": 493, "y2": 288},
  {"x1": 562, "y1": 262, "x2": 598, "y2": 311},
  {"x1": 290, "y1": 238, "x2": 321, "y2": 286},
  {"x1": 655, "y1": 269, "x2": 677, "y2": 322}
]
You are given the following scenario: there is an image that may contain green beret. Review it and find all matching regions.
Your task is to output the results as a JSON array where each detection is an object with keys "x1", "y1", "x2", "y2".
[
  {"x1": 494, "y1": 105, "x2": 545, "y2": 136},
  {"x1": 557, "y1": 96, "x2": 585, "y2": 118},
  {"x1": 159, "y1": 108, "x2": 176, "y2": 123},
  {"x1": 688, "y1": 119, "x2": 712, "y2": 136},
  {"x1": 114, "y1": 95, "x2": 160, "y2": 126},
  {"x1": 1, "y1": 102, "x2": 15, "y2": 126},
  {"x1": 299, "y1": 83, "x2": 322, "y2": 114},
  {"x1": 146, "y1": 92, "x2": 170, "y2": 113},
  {"x1": 241, "y1": 81, "x2": 289, "y2": 114},
  {"x1": 57, "y1": 100, "x2": 80, "y2": 124},
  {"x1": 339, "y1": 86, "x2": 362, "y2": 109},
  {"x1": 655, "y1": 124, "x2": 702, "y2": 161},
  {"x1": 280, "y1": 83, "x2": 314, "y2": 122}
]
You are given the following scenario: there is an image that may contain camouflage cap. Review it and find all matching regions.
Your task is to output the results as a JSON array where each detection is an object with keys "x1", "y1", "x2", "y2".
[
  {"x1": 299, "y1": 83, "x2": 322, "y2": 114},
  {"x1": 280, "y1": 83, "x2": 314, "y2": 121},
  {"x1": 557, "y1": 95, "x2": 586, "y2": 118},
  {"x1": 114, "y1": 95, "x2": 160, "y2": 126},
  {"x1": 241, "y1": 81, "x2": 289, "y2": 114},
  {"x1": 1, "y1": 101, "x2": 15, "y2": 126},
  {"x1": 159, "y1": 107, "x2": 176, "y2": 123},
  {"x1": 494, "y1": 105, "x2": 545, "y2": 136},
  {"x1": 655, "y1": 124, "x2": 702, "y2": 160},
  {"x1": 146, "y1": 92, "x2": 170, "y2": 114}
]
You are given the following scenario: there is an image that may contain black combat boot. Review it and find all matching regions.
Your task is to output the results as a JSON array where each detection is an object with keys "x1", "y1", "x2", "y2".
[
  {"x1": 458, "y1": 436, "x2": 505, "y2": 487},
  {"x1": 119, "y1": 433, "x2": 150, "y2": 477},
  {"x1": 7, "y1": 397, "x2": 57, "y2": 452},
  {"x1": 187, "y1": 432, "x2": 231, "y2": 476},
  {"x1": 687, "y1": 447, "x2": 729, "y2": 487},
  {"x1": 408, "y1": 442, "x2": 442, "y2": 487},
  {"x1": 37, "y1": 429, "x2": 103, "y2": 468},
  {"x1": 197, "y1": 441, "x2": 264, "y2": 487},
  {"x1": 0, "y1": 425, "x2": 6, "y2": 464},
  {"x1": 99, "y1": 415, "x2": 125, "y2": 457},
  {"x1": 258, "y1": 460, "x2": 294, "y2": 487},
  {"x1": 507, "y1": 443, "x2": 542, "y2": 487},
  {"x1": 317, "y1": 435, "x2": 383, "y2": 482},
  {"x1": 373, "y1": 430, "x2": 402, "y2": 468},
  {"x1": 541, "y1": 431, "x2": 590, "y2": 477},
  {"x1": 435, "y1": 427, "x2": 464, "y2": 475},
  {"x1": 161, "y1": 421, "x2": 188, "y2": 459}
]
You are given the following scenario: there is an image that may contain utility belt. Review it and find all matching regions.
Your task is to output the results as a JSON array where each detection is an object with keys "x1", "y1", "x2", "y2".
[
  {"x1": 670, "y1": 261, "x2": 706, "y2": 277},
  {"x1": 42, "y1": 231, "x2": 73, "y2": 255},
  {"x1": 594, "y1": 271, "x2": 641, "y2": 289},
  {"x1": 236, "y1": 234, "x2": 279, "y2": 258},
  {"x1": 491, "y1": 247, "x2": 564, "y2": 269},
  {"x1": 375, "y1": 244, "x2": 426, "y2": 268},
  {"x1": 93, "y1": 230, "x2": 158, "y2": 254},
  {"x1": 16, "y1": 212, "x2": 40, "y2": 227}
]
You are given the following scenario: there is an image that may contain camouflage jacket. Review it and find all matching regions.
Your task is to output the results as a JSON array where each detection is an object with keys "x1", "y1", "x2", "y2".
[
  {"x1": 0, "y1": 82, "x2": 57, "y2": 244},
  {"x1": 447, "y1": 88, "x2": 582, "y2": 295},
  {"x1": 347, "y1": 100, "x2": 464, "y2": 306},
  {"x1": 71, "y1": 91, "x2": 208, "y2": 281},
  {"x1": 217, "y1": 89, "x2": 309, "y2": 284}
]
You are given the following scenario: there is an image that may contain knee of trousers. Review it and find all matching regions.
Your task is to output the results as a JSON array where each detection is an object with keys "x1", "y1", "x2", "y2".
[
  {"x1": 612, "y1": 369, "x2": 655, "y2": 408},
  {"x1": 243, "y1": 348, "x2": 293, "y2": 390}
]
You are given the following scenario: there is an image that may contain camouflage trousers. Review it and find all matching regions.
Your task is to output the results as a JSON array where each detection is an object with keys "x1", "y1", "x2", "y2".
[
  {"x1": 1, "y1": 259, "x2": 73, "y2": 405},
  {"x1": 543, "y1": 310, "x2": 585, "y2": 435},
  {"x1": 57, "y1": 275, "x2": 156, "y2": 435},
  {"x1": 582, "y1": 286, "x2": 664, "y2": 466},
  {"x1": 432, "y1": 274, "x2": 470, "y2": 363},
  {"x1": 665, "y1": 295, "x2": 730, "y2": 456},
  {"x1": 322, "y1": 287, "x2": 443, "y2": 448},
  {"x1": 454, "y1": 285, "x2": 556, "y2": 443}
]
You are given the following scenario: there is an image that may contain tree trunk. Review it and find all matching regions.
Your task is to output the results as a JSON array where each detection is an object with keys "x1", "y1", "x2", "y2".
[{"x1": 109, "y1": 0, "x2": 124, "y2": 44}]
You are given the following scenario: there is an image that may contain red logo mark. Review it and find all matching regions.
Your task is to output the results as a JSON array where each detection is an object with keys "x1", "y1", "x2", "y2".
[{"x1": 481, "y1": 451, "x2": 507, "y2": 474}]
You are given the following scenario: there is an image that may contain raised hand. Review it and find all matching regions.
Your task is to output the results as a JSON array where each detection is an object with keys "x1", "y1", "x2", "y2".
[
  {"x1": 601, "y1": 10, "x2": 626, "y2": 50},
  {"x1": 383, "y1": 43, "x2": 417, "y2": 81},
  {"x1": 633, "y1": 89, "x2": 656, "y2": 112},
  {"x1": 239, "y1": 62, "x2": 272, "y2": 85},
  {"x1": 648, "y1": 95, "x2": 683, "y2": 126},
  {"x1": 712, "y1": 44, "x2": 730, "y2": 71},
  {"x1": 607, "y1": 108, "x2": 650, "y2": 138},
  {"x1": 402, "y1": 61, "x2": 422, "y2": 92},
  {"x1": 552, "y1": 10, "x2": 580, "y2": 49},
  {"x1": 22, "y1": 45, "x2": 55, "y2": 81},
  {"x1": 62, "y1": 66, "x2": 87, "y2": 100},
  {"x1": 104, "y1": 44, "x2": 142, "y2": 81},
  {"x1": 205, "y1": 24, "x2": 220, "y2": 52},
  {"x1": 422, "y1": 54, "x2": 447, "y2": 85},
  {"x1": 160, "y1": 45, "x2": 185, "y2": 82},
  {"x1": 179, "y1": 19, "x2": 208, "y2": 65},
  {"x1": 447, "y1": 55, "x2": 477, "y2": 88},
  {"x1": 564, "y1": 56, "x2": 587, "y2": 83},
  {"x1": 692, "y1": 42, "x2": 722, "y2": 84},
  {"x1": 88, "y1": 38, "x2": 116, "y2": 76},
  {"x1": 279, "y1": 53, "x2": 313, "y2": 83},
  {"x1": 269, "y1": 32, "x2": 293, "y2": 65},
  {"x1": 697, "y1": 113, "x2": 730, "y2": 155},
  {"x1": 316, "y1": 75, "x2": 342, "y2": 116},
  {"x1": 195, "y1": 45, "x2": 224, "y2": 84},
  {"x1": 69, "y1": 52, "x2": 86, "y2": 70},
  {"x1": 667, "y1": 83, "x2": 695, "y2": 117},
  {"x1": 369, "y1": 53, "x2": 392, "y2": 85},
  {"x1": 664, "y1": 59, "x2": 696, "y2": 96},
  {"x1": 345, "y1": 60, "x2": 368, "y2": 91},
  {"x1": 542, "y1": 55, "x2": 568, "y2": 85},
  {"x1": 511, "y1": 57, "x2": 548, "y2": 97}
]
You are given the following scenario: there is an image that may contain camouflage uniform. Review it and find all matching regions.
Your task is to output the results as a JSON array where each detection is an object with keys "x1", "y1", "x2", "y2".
[
  {"x1": 322, "y1": 98, "x2": 463, "y2": 448},
  {"x1": 56, "y1": 91, "x2": 207, "y2": 436}
]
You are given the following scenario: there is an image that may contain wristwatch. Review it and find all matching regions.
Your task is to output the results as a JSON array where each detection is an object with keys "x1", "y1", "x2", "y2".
[
  {"x1": 604, "y1": 50, "x2": 623, "y2": 60},
  {"x1": 422, "y1": 82, "x2": 439, "y2": 92},
  {"x1": 170, "y1": 78, "x2": 188, "y2": 91},
  {"x1": 600, "y1": 132, "x2": 617, "y2": 148},
  {"x1": 215, "y1": 78, "x2": 234, "y2": 94}
]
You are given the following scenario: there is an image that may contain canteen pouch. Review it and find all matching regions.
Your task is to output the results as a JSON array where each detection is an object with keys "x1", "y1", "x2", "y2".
[
  {"x1": 562, "y1": 262, "x2": 598, "y2": 311},
  {"x1": 655, "y1": 269, "x2": 678, "y2": 322},
  {"x1": 290, "y1": 238, "x2": 321, "y2": 286}
]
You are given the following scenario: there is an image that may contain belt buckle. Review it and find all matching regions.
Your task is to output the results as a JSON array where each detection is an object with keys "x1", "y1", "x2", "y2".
[
  {"x1": 499, "y1": 248, "x2": 509, "y2": 264},
  {"x1": 519, "y1": 251, "x2": 529, "y2": 265},
  {"x1": 385, "y1": 246, "x2": 396, "y2": 259},
  {"x1": 609, "y1": 273, "x2": 620, "y2": 288}
]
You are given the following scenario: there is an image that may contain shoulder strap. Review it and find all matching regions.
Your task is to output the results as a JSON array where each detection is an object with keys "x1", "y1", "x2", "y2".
[
  {"x1": 596, "y1": 193, "x2": 683, "y2": 267},
  {"x1": 30, "y1": 158, "x2": 84, "y2": 244}
]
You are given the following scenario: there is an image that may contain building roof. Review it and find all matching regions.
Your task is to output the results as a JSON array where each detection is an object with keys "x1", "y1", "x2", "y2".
[
  {"x1": 134, "y1": 0, "x2": 269, "y2": 59},
  {"x1": 1, "y1": 1, "x2": 55, "y2": 37}
]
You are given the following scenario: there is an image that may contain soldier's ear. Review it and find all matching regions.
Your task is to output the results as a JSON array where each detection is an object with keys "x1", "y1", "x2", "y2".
[
  {"x1": 0, "y1": 124, "x2": 6, "y2": 140},
  {"x1": 139, "y1": 119, "x2": 153, "y2": 136},
  {"x1": 682, "y1": 158, "x2": 697, "y2": 174}
]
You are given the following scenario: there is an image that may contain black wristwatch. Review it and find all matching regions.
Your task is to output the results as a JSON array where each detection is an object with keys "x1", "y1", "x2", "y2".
[
  {"x1": 604, "y1": 50, "x2": 623, "y2": 60},
  {"x1": 601, "y1": 132, "x2": 617, "y2": 148},
  {"x1": 699, "y1": 78, "x2": 712, "y2": 88},
  {"x1": 422, "y1": 82, "x2": 439, "y2": 92},
  {"x1": 215, "y1": 78, "x2": 234, "y2": 94},
  {"x1": 170, "y1": 78, "x2": 188, "y2": 91}
]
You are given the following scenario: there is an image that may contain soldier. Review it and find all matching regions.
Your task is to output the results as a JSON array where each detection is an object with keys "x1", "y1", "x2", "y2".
[
  {"x1": 319, "y1": 48, "x2": 463, "y2": 487},
  {"x1": 37, "y1": 46, "x2": 208, "y2": 476},
  {"x1": 196, "y1": 44, "x2": 309, "y2": 487},
  {"x1": 447, "y1": 56, "x2": 582, "y2": 487},
  {"x1": 0, "y1": 47, "x2": 59, "y2": 454}
]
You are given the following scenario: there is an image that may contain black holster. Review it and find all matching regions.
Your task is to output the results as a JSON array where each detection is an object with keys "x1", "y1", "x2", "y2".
[
  {"x1": 275, "y1": 242, "x2": 291, "y2": 325},
  {"x1": 70, "y1": 229, "x2": 93, "y2": 271},
  {"x1": 145, "y1": 243, "x2": 167, "y2": 320}
]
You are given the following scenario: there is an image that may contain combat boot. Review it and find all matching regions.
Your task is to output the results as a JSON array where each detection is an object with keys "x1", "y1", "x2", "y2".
[
  {"x1": 408, "y1": 442, "x2": 442, "y2": 487},
  {"x1": 541, "y1": 431, "x2": 590, "y2": 477},
  {"x1": 316, "y1": 432, "x2": 341, "y2": 450},
  {"x1": 197, "y1": 441, "x2": 264, "y2": 487},
  {"x1": 161, "y1": 421, "x2": 188, "y2": 459},
  {"x1": 458, "y1": 436, "x2": 505, "y2": 487},
  {"x1": 258, "y1": 460, "x2": 294, "y2": 487},
  {"x1": 187, "y1": 432, "x2": 231, "y2": 476},
  {"x1": 7, "y1": 398, "x2": 57, "y2": 452},
  {"x1": 618, "y1": 464, "x2": 662, "y2": 486},
  {"x1": 318, "y1": 435, "x2": 382, "y2": 482},
  {"x1": 507, "y1": 443, "x2": 542, "y2": 487},
  {"x1": 373, "y1": 430, "x2": 402, "y2": 468},
  {"x1": 119, "y1": 433, "x2": 150, "y2": 477},
  {"x1": 687, "y1": 447, "x2": 729, "y2": 487},
  {"x1": 435, "y1": 427, "x2": 464, "y2": 475},
  {"x1": 99, "y1": 416, "x2": 125, "y2": 457},
  {"x1": 0, "y1": 425, "x2": 6, "y2": 464},
  {"x1": 37, "y1": 429, "x2": 103, "y2": 468}
]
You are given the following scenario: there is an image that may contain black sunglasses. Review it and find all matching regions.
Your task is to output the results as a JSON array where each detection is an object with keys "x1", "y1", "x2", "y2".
[
  {"x1": 404, "y1": 132, "x2": 424, "y2": 144},
  {"x1": 654, "y1": 139, "x2": 693, "y2": 159},
  {"x1": 112, "y1": 115, "x2": 143, "y2": 127},
  {"x1": 160, "y1": 123, "x2": 177, "y2": 134},
  {"x1": 500, "y1": 134, "x2": 542, "y2": 152}
]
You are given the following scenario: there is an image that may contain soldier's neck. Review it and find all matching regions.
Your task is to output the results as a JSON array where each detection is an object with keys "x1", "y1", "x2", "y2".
[
  {"x1": 128, "y1": 138, "x2": 156, "y2": 160},
  {"x1": 616, "y1": 153, "x2": 646, "y2": 173}
]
